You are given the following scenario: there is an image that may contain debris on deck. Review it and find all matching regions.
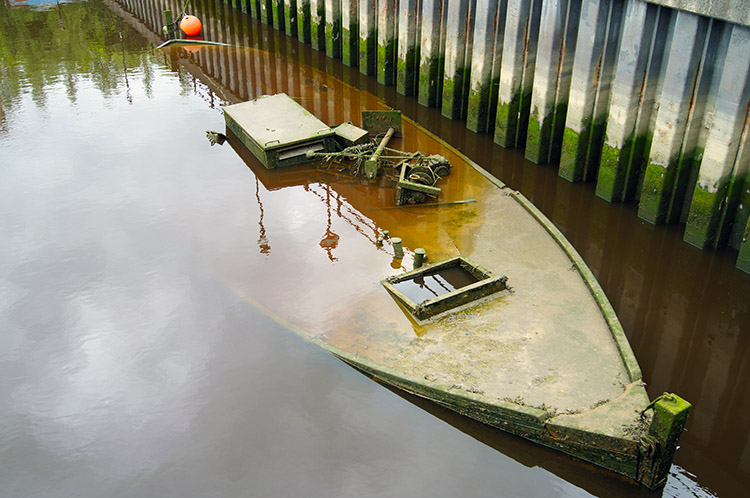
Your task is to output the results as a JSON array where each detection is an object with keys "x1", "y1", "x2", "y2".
[{"x1": 221, "y1": 93, "x2": 452, "y2": 206}]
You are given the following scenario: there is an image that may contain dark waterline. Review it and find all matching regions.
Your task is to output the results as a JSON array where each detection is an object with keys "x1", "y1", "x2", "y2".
[{"x1": 0, "y1": 0, "x2": 748, "y2": 496}]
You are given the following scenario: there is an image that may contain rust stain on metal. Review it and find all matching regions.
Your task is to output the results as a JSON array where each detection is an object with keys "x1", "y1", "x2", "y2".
[
  {"x1": 637, "y1": 69, "x2": 648, "y2": 106},
  {"x1": 522, "y1": 15, "x2": 531, "y2": 65},
  {"x1": 593, "y1": 51, "x2": 603, "y2": 88},
  {"x1": 686, "y1": 65, "x2": 700, "y2": 118},
  {"x1": 557, "y1": 40, "x2": 566, "y2": 75}
]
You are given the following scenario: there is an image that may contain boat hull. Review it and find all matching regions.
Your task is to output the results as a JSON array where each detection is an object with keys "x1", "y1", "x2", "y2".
[{"x1": 221, "y1": 97, "x2": 690, "y2": 490}]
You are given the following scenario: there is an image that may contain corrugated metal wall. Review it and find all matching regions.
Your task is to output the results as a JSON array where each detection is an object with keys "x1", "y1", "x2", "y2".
[{"x1": 126, "y1": 0, "x2": 750, "y2": 273}]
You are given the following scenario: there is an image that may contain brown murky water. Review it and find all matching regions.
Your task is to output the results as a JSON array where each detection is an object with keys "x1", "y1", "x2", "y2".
[{"x1": 1, "y1": 0, "x2": 748, "y2": 496}]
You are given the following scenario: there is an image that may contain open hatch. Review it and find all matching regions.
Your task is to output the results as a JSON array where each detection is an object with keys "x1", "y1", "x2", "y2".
[{"x1": 382, "y1": 256, "x2": 508, "y2": 321}]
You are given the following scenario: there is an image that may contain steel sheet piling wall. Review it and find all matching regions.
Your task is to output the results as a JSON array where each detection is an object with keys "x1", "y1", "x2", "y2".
[
  {"x1": 494, "y1": 0, "x2": 542, "y2": 148},
  {"x1": 684, "y1": 26, "x2": 750, "y2": 251},
  {"x1": 297, "y1": 0, "x2": 311, "y2": 40},
  {"x1": 140, "y1": 0, "x2": 750, "y2": 271},
  {"x1": 283, "y1": 0, "x2": 298, "y2": 35},
  {"x1": 466, "y1": 0, "x2": 505, "y2": 133},
  {"x1": 377, "y1": 0, "x2": 397, "y2": 85},
  {"x1": 325, "y1": 0, "x2": 342, "y2": 57},
  {"x1": 359, "y1": 0, "x2": 377, "y2": 74},
  {"x1": 396, "y1": 0, "x2": 419, "y2": 95},
  {"x1": 524, "y1": 0, "x2": 578, "y2": 165},
  {"x1": 559, "y1": 0, "x2": 621, "y2": 181},
  {"x1": 417, "y1": 0, "x2": 443, "y2": 106},
  {"x1": 637, "y1": 11, "x2": 710, "y2": 225},
  {"x1": 596, "y1": 0, "x2": 656, "y2": 202},
  {"x1": 441, "y1": 0, "x2": 474, "y2": 119},
  {"x1": 310, "y1": 0, "x2": 325, "y2": 49},
  {"x1": 341, "y1": 0, "x2": 359, "y2": 65}
]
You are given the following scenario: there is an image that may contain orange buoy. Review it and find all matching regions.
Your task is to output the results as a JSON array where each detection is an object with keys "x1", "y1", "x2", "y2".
[{"x1": 179, "y1": 15, "x2": 202, "y2": 36}]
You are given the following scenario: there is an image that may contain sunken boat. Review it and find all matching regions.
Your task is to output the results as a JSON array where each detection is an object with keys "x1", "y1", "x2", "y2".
[{"x1": 219, "y1": 93, "x2": 690, "y2": 489}]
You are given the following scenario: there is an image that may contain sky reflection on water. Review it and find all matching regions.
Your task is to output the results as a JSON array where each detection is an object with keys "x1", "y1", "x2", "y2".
[{"x1": 1, "y1": 1, "x2": 744, "y2": 496}]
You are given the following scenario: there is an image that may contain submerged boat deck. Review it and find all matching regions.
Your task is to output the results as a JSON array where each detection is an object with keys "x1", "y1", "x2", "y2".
[
  {"x1": 325, "y1": 182, "x2": 634, "y2": 416},
  {"x1": 219, "y1": 97, "x2": 686, "y2": 488},
  {"x1": 226, "y1": 116, "x2": 634, "y2": 412}
]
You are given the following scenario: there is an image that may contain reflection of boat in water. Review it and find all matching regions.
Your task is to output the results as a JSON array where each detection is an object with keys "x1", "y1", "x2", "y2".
[{"x1": 221, "y1": 95, "x2": 690, "y2": 490}]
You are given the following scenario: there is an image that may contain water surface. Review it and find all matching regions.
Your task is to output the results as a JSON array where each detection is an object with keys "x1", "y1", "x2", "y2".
[{"x1": 1, "y1": 1, "x2": 748, "y2": 497}]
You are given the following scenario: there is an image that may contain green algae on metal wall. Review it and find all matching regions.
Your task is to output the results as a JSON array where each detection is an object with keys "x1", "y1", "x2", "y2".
[
  {"x1": 729, "y1": 177, "x2": 750, "y2": 249},
  {"x1": 494, "y1": 89, "x2": 529, "y2": 148},
  {"x1": 525, "y1": 110, "x2": 555, "y2": 165},
  {"x1": 525, "y1": 102, "x2": 570, "y2": 167},
  {"x1": 558, "y1": 120, "x2": 606, "y2": 183},
  {"x1": 310, "y1": 3, "x2": 325, "y2": 50},
  {"x1": 359, "y1": 29, "x2": 377, "y2": 75},
  {"x1": 341, "y1": 22, "x2": 359, "y2": 66},
  {"x1": 377, "y1": 38, "x2": 396, "y2": 86},
  {"x1": 283, "y1": 3, "x2": 298, "y2": 36},
  {"x1": 639, "y1": 145, "x2": 702, "y2": 225},
  {"x1": 441, "y1": 66, "x2": 469, "y2": 120},
  {"x1": 738, "y1": 217, "x2": 750, "y2": 273},
  {"x1": 248, "y1": 0, "x2": 260, "y2": 19},
  {"x1": 683, "y1": 183, "x2": 727, "y2": 248},
  {"x1": 467, "y1": 77, "x2": 500, "y2": 134},
  {"x1": 669, "y1": 149, "x2": 703, "y2": 224},
  {"x1": 260, "y1": 0, "x2": 272, "y2": 24},
  {"x1": 296, "y1": 2, "x2": 311, "y2": 42},
  {"x1": 271, "y1": 0, "x2": 285, "y2": 30},
  {"x1": 325, "y1": 20, "x2": 341, "y2": 58},
  {"x1": 397, "y1": 45, "x2": 418, "y2": 96},
  {"x1": 638, "y1": 161, "x2": 671, "y2": 224},
  {"x1": 418, "y1": 55, "x2": 444, "y2": 108},
  {"x1": 596, "y1": 141, "x2": 630, "y2": 201}
]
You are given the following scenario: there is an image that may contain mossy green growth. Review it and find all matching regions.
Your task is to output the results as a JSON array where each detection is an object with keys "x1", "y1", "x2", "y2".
[
  {"x1": 524, "y1": 113, "x2": 543, "y2": 163},
  {"x1": 684, "y1": 183, "x2": 727, "y2": 249},
  {"x1": 639, "y1": 145, "x2": 702, "y2": 225},
  {"x1": 737, "y1": 218, "x2": 750, "y2": 273},
  {"x1": 729, "y1": 175, "x2": 750, "y2": 249},
  {"x1": 596, "y1": 141, "x2": 627, "y2": 202},
  {"x1": 377, "y1": 38, "x2": 396, "y2": 86},
  {"x1": 441, "y1": 66, "x2": 467, "y2": 120},
  {"x1": 516, "y1": 89, "x2": 533, "y2": 144},
  {"x1": 249, "y1": 0, "x2": 260, "y2": 19},
  {"x1": 296, "y1": 4, "x2": 311, "y2": 43},
  {"x1": 644, "y1": 395, "x2": 691, "y2": 487},
  {"x1": 558, "y1": 127, "x2": 582, "y2": 181},
  {"x1": 310, "y1": 4, "x2": 325, "y2": 50},
  {"x1": 467, "y1": 81, "x2": 490, "y2": 133},
  {"x1": 325, "y1": 21, "x2": 341, "y2": 58},
  {"x1": 629, "y1": 134, "x2": 652, "y2": 202},
  {"x1": 441, "y1": 78, "x2": 455, "y2": 118},
  {"x1": 558, "y1": 110, "x2": 603, "y2": 182},
  {"x1": 525, "y1": 109, "x2": 556, "y2": 165},
  {"x1": 494, "y1": 89, "x2": 522, "y2": 148},
  {"x1": 260, "y1": 0, "x2": 272, "y2": 24},
  {"x1": 271, "y1": 0, "x2": 284, "y2": 30},
  {"x1": 341, "y1": 22, "x2": 359, "y2": 66},
  {"x1": 418, "y1": 55, "x2": 443, "y2": 108},
  {"x1": 638, "y1": 161, "x2": 671, "y2": 224},
  {"x1": 584, "y1": 121, "x2": 607, "y2": 182},
  {"x1": 284, "y1": 4, "x2": 298, "y2": 37},
  {"x1": 359, "y1": 30, "x2": 376, "y2": 75},
  {"x1": 396, "y1": 45, "x2": 417, "y2": 96}
]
